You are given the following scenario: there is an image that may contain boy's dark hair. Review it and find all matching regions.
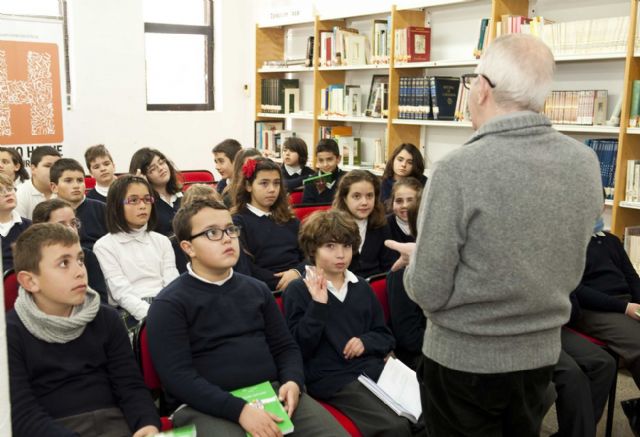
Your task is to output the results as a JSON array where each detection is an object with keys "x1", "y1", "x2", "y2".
[
  {"x1": 333, "y1": 170, "x2": 386, "y2": 229},
  {"x1": 0, "y1": 147, "x2": 29, "y2": 182},
  {"x1": 387, "y1": 176, "x2": 423, "y2": 212},
  {"x1": 14, "y1": 223, "x2": 79, "y2": 275},
  {"x1": 298, "y1": 210, "x2": 361, "y2": 264},
  {"x1": 173, "y1": 198, "x2": 228, "y2": 245},
  {"x1": 30, "y1": 146, "x2": 62, "y2": 167},
  {"x1": 106, "y1": 175, "x2": 157, "y2": 233},
  {"x1": 231, "y1": 157, "x2": 294, "y2": 225},
  {"x1": 212, "y1": 139, "x2": 243, "y2": 161},
  {"x1": 128, "y1": 148, "x2": 182, "y2": 195},
  {"x1": 315, "y1": 138, "x2": 340, "y2": 157},
  {"x1": 382, "y1": 143, "x2": 426, "y2": 181},
  {"x1": 283, "y1": 137, "x2": 309, "y2": 167},
  {"x1": 32, "y1": 198, "x2": 74, "y2": 224},
  {"x1": 50, "y1": 158, "x2": 85, "y2": 185},
  {"x1": 84, "y1": 144, "x2": 113, "y2": 171}
]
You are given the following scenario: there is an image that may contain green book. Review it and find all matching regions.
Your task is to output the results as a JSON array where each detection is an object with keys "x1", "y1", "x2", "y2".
[
  {"x1": 231, "y1": 381, "x2": 294, "y2": 436},
  {"x1": 302, "y1": 171, "x2": 334, "y2": 185},
  {"x1": 155, "y1": 425, "x2": 197, "y2": 437},
  {"x1": 630, "y1": 80, "x2": 640, "y2": 127}
]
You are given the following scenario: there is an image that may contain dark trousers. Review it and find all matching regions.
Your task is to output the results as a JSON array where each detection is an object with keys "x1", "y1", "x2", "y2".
[
  {"x1": 324, "y1": 380, "x2": 415, "y2": 437},
  {"x1": 553, "y1": 328, "x2": 617, "y2": 437},
  {"x1": 419, "y1": 355, "x2": 553, "y2": 437},
  {"x1": 54, "y1": 407, "x2": 131, "y2": 437}
]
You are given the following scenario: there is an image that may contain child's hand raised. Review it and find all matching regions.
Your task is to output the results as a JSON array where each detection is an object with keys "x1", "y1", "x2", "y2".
[
  {"x1": 304, "y1": 266, "x2": 328, "y2": 303},
  {"x1": 343, "y1": 337, "x2": 365, "y2": 359}
]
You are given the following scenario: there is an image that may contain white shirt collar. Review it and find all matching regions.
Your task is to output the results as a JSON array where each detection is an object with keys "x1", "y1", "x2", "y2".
[
  {"x1": 246, "y1": 203, "x2": 271, "y2": 217},
  {"x1": 95, "y1": 184, "x2": 110, "y2": 197},
  {"x1": 327, "y1": 270, "x2": 359, "y2": 302},
  {"x1": 113, "y1": 224, "x2": 149, "y2": 243},
  {"x1": 284, "y1": 164, "x2": 302, "y2": 176},
  {"x1": 160, "y1": 191, "x2": 182, "y2": 207},
  {"x1": 28, "y1": 180, "x2": 53, "y2": 198},
  {"x1": 0, "y1": 210, "x2": 23, "y2": 237},
  {"x1": 187, "y1": 262, "x2": 234, "y2": 285},
  {"x1": 593, "y1": 231, "x2": 606, "y2": 237},
  {"x1": 356, "y1": 218, "x2": 367, "y2": 252},
  {"x1": 396, "y1": 216, "x2": 411, "y2": 236}
]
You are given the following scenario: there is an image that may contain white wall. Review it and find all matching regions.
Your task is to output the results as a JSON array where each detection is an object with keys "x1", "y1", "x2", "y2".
[{"x1": 63, "y1": 0, "x2": 255, "y2": 173}]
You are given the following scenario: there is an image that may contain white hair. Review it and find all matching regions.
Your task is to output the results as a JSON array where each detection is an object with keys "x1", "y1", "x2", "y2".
[{"x1": 477, "y1": 33, "x2": 555, "y2": 112}]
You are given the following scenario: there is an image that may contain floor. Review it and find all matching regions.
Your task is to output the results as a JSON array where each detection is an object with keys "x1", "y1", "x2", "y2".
[{"x1": 541, "y1": 369, "x2": 638, "y2": 437}]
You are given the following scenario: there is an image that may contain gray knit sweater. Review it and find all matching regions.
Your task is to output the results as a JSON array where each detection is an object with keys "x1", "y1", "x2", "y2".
[{"x1": 404, "y1": 111, "x2": 602, "y2": 373}]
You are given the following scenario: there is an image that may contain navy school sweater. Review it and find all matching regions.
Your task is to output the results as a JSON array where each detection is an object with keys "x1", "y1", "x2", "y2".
[
  {"x1": 76, "y1": 198, "x2": 108, "y2": 251},
  {"x1": 302, "y1": 168, "x2": 346, "y2": 204},
  {"x1": 386, "y1": 213, "x2": 415, "y2": 244},
  {"x1": 147, "y1": 272, "x2": 305, "y2": 422},
  {"x1": 216, "y1": 178, "x2": 228, "y2": 194},
  {"x1": 6, "y1": 305, "x2": 160, "y2": 437},
  {"x1": 154, "y1": 195, "x2": 181, "y2": 237},
  {"x1": 283, "y1": 277, "x2": 395, "y2": 399},
  {"x1": 84, "y1": 247, "x2": 108, "y2": 303},
  {"x1": 233, "y1": 208, "x2": 305, "y2": 290},
  {"x1": 1, "y1": 218, "x2": 31, "y2": 273},
  {"x1": 86, "y1": 188, "x2": 107, "y2": 203},
  {"x1": 282, "y1": 165, "x2": 315, "y2": 192},
  {"x1": 575, "y1": 232, "x2": 640, "y2": 313},
  {"x1": 349, "y1": 224, "x2": 396, "y2": 278}
]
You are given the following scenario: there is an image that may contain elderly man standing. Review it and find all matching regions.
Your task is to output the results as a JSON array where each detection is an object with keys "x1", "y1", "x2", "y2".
[{"x1": 386, "y1": 34, "x2": 603, "y2": 437}]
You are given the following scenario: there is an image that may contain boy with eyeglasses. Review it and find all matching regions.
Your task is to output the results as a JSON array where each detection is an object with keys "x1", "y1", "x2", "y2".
[
  {"x1": 0, "y1": 172, "x2": 31, "y2": 272},
  {"x1": 147, "y1": 199, "x2": 348, "y2": 436},
  {"x1": 50, "y1": 158, "x2": 108, "y2": 251}
]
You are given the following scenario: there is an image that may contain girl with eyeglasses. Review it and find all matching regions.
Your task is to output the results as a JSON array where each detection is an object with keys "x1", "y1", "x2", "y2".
[
  {"x1": 0, "y1": 172, "x2": 30, "y2": 273},
  {"x1": 94, "y1": 175, "x2": 178, "y2": 328},
  {"x1": 32, "y1": 198, "x2": 108, "y2": 304},
  {"x1": 129, "y1": 147, "x2": 183, "y2": 237},
  {"x1": 231, "y1": 158, "x2": 305, "y2": 291}
]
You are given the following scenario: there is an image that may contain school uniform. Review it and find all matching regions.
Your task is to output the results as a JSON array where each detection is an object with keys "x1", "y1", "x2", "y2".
[
  {"x1": 283, "y1": 274, "x2": 413, "y2": 436},
  {"x1": 301, "y1": 167, "x2": 346, "y2": 204},
  {"x1": 84, "y1": 247, "x2": 108, "y2": 304},
  {"x1": 154, "y1": 192, "x2": 182, "y2": 236},
  {"x1": 386, "y1": 213, "x2": 415, "y2": 244},
  {"x1": 380, "y1": 174, "x2": 427, "y2": 204},
  {"x1": 7, "y1": 305, "x2": 160, "y2": 436},
  {"x1": 147, "y1": 270, "x2": 347, "y2": 436},
  {"x1": 75, "y1": 197, "x2": 108, "y2": 251},
  {"x1": 0, "y1": 211, "x2": 30, "y2": 273},
  {"x1": 282, "y1": 164, "x2": 314, "y2": 192},
  {"x1": 233, "y1": 204, "x2": 305, "y2": 290},
  {"x1": 349, "y1": 218, "x2": 396, "y2": 278},
  {"x1": 86, "y1": 186, "x2": 108, "y2": 203},
  {"x1": 15, "y1": 180, "x2": 49, "y2": 220}
]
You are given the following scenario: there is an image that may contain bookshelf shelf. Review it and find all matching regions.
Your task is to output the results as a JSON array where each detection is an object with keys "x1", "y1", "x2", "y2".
[
  {"x1": 552, "y1": 125, "x2": 621, "y2": 134},
  {"x1": 392, "y1": 119, "x2": 473, "y2": 128},
  {"x1": 394, "y1": 59, "x2": 480, "y2": 69},
  {"x1": 318, "y1": 115, "x2": 389, "y2": 124},
  {"x1": 605, "y1": 199, "x2": 614, "y2": 206},
  {"x1": 554, "y1": 53, "x2": 626, "y2": 63},
  {"x1": 257, "y1": 112, "x2": 315, "y2": 120},
  {"x1": 620, "y1": 201, "x2": 640, "y2": 210},
  {"x1": 318, "y1": 64, "x2": 390, "y2": 71},
  {"x1": 257, "y1": 66, "x2": 314, "y2": 73},
  {"x1": 627, "y1": 127, "x2": 640, "y2": 135},
  {"x1": 343, "y1": 164, "x2": 384, "y2": 176}
]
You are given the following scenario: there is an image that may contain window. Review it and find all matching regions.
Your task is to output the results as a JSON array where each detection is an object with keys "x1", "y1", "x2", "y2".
[{"x1": 143, "y1": 0, "x2": 214, "y2": 111}]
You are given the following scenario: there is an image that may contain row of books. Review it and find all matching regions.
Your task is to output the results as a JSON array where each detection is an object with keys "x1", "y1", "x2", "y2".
[
  {"x1": 586, "y1": 139, "x2": 617, "y2": 201},
  {"x1": 320, "y1": 84, "x2": 363, "y2": 117},
  {"x1": 394, "y1": 26, "x2": 431, "y2": 63},
  {"x1": 318, "y1": 18, "x2": 391, "y2": 67},
  {"x1": 260, "y1": 79, "x2": 300, "y2": 114},
  {"x1": 473, "y1": 18, "x2": 491, "y2": 58},
  {"x1": 543, "y1": 90, "x2": 608, "y2": 126},
  {"x1": 397, "y1": 76, "x2": 460, "y2": 121},
  {"x1": 624, "y1": 159, "x2": 640, "y2": 203},
  {"x1": 254, "y1": 120, "x2": 294, "y2": 158},
  {"x1": 319, "y1": 125, "x2": 385, "y2": 167}
]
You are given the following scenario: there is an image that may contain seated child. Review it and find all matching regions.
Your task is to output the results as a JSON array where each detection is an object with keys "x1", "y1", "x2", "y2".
[
  {"x1": 50, "y1": 158, "x2": 108, "y2": 250},
  {"x1": 386, "y1": 177, "x2": 423, "y2": 244},
  {"x1": 212, "y1": 138, "x2": 242, "y2": 194},
  {"x1": 332, "y1": 170, "x2": 395, "y2": 277},
  {"x1": 147, "y1": 199, "x2": 348, "y2": 436},
  {"x1": 232, "y1": 158, "x2": 305, "y2": 291},
  {"x1": 129, "y1": 148, "x2": 183, "y2": 236},
  {"x1": 84, "y1": 144, "x2": 117, "y2": 203},
  {"x1": 0, "y1": 172, "x2": 30, "y2": 272},
  {"x1": 302, "y1": 139, "x2": 346, "y2": 204},
  {"x1": 0, "y1": 146, "x2": 30, "y2": 188},
  {"x1": 380, "y1": 143, "x2": 427, "y2": 203},
  {"x1": 94, "y1": 175, "x2": 178, "y2": 327},
  {"x1": 283, "y1": 209, "x2": 413, "y2": 436},
  {"x1": 224, "y1": 147, "x2": 261, "y2": 208},
  {"x1": 7, "y1": 223, "x2": 160, "y2": 437},
  {"x1": 33, "y1": 198, "x2": 108, "y2": 303},
  {"x1": 15, "y1": 145, "x2": 61, "y2": 219},
  {"x1": 281, "y1": 137, "x2": 314, "y2": 192}
]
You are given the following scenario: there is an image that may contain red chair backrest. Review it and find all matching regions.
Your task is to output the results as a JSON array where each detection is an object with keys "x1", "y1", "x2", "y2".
[
  {"x1": 4, "y1": 270, "x2": 18, "y2": 312},
  {"x1": 367, "y1": 274, "x2": 390, "y2": 323},
  {"x1": 288, "y1": 190, "x2": 303, "y2": 205},
  {"x1": 84, "y1": 176, "x2": 96, "y2": 190},
  {"x1": 292, "y1": 204, "x2": 331, "y2": 222},
  {"x1": 138, "y1": 324, "x2": 162, "y2": 390},
  {"x1": 180, "y1": 170, "x2": 215, "y2": 184},
  {"x1": 275, "y1": 295, "x2": 284, "y2": 313}
]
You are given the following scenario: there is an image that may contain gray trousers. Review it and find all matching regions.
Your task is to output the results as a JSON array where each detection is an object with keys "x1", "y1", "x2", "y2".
[
  {"x1": 173, "y1": 383, "x2": 349, "y2": 437},
  {"x1": 553, "y1": 328, "x2": 617, "y2": 437},
  {"x1": 54, "y1": 407, "x2": 131, "y2": 437}
]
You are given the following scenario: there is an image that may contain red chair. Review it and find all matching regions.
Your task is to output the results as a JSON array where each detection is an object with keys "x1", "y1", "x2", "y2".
[
  {"x1": 564, "y1": 326, "x2": 617, "y2": 437},
  {"x1": 288, "y1": 190, "x2": 303, "y2": 205},
  {"x1": 292, "y1": 204, "x2": 332, "y2": 222},
  {"x1": 366, "y1": 273, "x2": 390, "y2": 323},
  {"x1": 84, "y1": 176, "x2": 96, "y2": 194},
  {"x1": 133, "y1": 321, "x2": 174, "y2": 431},
  {"x1": 4, "y1": 269, "x2": 18, "y2": 312},
  {"x1": 180, "y1": 170, "x2": 217, "y2": 192}
]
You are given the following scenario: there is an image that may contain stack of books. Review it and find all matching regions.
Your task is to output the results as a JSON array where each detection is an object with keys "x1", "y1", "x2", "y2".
[
  {"x1": 397, "y1": 76, "x2": 460, "y2": 121},
  {"x1": 544, "y1": 90, "x2": 608, "y2": 126},
  {"x1": 319, "y1": 84, "x2": 362, "y2": 117},
  {"x1": 394, "y1": 26, "x2": 431, "y2": 63}
]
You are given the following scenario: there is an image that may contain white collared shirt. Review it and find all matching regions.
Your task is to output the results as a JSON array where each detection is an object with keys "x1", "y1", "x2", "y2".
[
  {"x1": 327, "y1": 270, "x2": 359, "y2": 302},
  {"x1": 356, "y1": 218, "x2": 367, "y2": 252},
  {"x1": 0, "y1": 210, "x2": 22, "y2": 237},
  {"x1": 246, "y1": 203, "x2": 272, "y2": 217},
  {"x1": 396, "y1": 216, "x2": 412, "y2": 236},
  {"x1": 93, "y1": 228, "x2": 179, "y2": 321},
  {"x1": 284, "y1": 164, "x2": 302, "y2": 176},
  {"x1": 187, "y1": 262, "x2": 234, "y2": 286},
  {"x1": 95, "y1": 184, "x2": 110, "y2": 198},
  {"x1": 15, "y1": 180, "x2": 54, "y2": 220}
]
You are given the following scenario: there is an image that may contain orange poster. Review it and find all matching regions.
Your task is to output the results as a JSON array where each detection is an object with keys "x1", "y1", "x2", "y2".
[{"x1": 0, "y1": 40, "x2": 63, "y2": 145}]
